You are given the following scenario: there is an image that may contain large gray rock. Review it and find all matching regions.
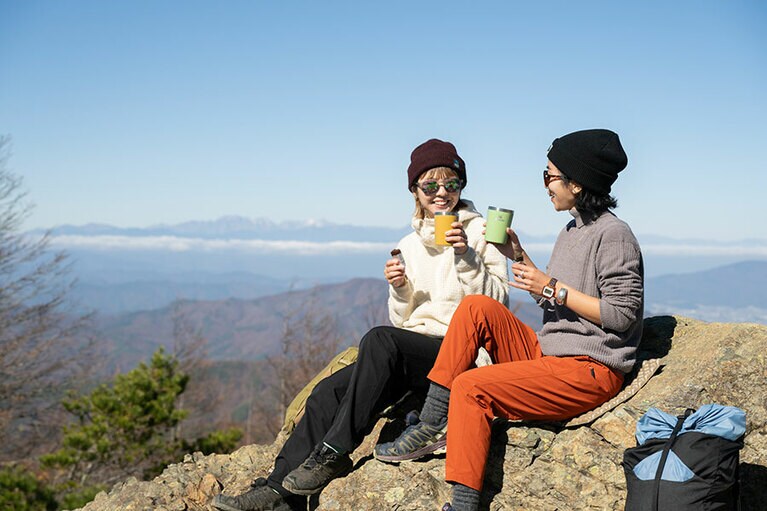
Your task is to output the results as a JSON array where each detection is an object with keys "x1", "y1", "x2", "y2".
[{"x1": 76, "y1": 316, "x2": 767, "y2": 511}]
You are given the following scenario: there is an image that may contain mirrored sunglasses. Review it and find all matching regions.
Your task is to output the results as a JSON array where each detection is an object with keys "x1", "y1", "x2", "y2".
[{"x1": 418, "y1": 179, "x2": 463, "y2": 196}]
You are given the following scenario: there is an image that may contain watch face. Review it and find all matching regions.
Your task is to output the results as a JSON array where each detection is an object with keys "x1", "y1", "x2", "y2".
[{"x1": 542, "y1": 277, "x2": 557, "y2": 299}]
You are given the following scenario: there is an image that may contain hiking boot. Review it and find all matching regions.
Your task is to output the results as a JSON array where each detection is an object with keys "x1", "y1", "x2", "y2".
[
  {"x1": 281, "y1": 444, "x2": 353, "y2": 495},
  {"x1": 212, "y1": 477, "x2": 292, "y2": 511},
  {"x1": 374, "y1": 418, "x2": 447, "y2": 463}
]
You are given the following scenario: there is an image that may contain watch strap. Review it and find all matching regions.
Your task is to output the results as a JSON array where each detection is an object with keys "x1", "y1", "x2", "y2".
[{"x1": 542, "y1": 277, "x2": 557, "y2": 299}]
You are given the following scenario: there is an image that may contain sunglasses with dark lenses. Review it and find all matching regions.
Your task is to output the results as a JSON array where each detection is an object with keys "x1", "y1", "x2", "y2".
[
  {"x1": 417, "y1": 179, "x2": 463, "y2": 195},
  {"x1": 543, "y1": 169, "x2": 566, "y2": 187}
]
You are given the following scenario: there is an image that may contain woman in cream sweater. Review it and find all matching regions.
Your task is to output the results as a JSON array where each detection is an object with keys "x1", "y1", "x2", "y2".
[{"x1": 214, "y1": 138, "x2": 508, "y2": 511}]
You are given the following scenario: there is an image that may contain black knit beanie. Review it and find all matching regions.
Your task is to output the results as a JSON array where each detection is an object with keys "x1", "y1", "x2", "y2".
[
  {"x1": 407, "y1": 139, "x2": 466, "y2": 190},
  {"x1": 547, "y1": 129, "x2": 628, "y2": 194}
]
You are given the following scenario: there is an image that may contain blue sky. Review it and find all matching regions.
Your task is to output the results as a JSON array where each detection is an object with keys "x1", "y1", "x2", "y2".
[{"x1": 1, "y1": 0, "x2": 765, "y2": 241}]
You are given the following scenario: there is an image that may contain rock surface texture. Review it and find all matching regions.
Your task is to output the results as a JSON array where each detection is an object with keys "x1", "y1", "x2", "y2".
[{"x1": 76, "y1": 316, "x2": 767, "y2": 511}]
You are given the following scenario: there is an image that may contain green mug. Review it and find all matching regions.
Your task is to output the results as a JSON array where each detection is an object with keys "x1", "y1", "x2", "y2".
[{"x1": 485, "y1": 206, "x2": 513, "y2": 244}]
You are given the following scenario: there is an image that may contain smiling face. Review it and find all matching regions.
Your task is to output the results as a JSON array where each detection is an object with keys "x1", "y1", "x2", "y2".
[
  {"x1": 545, "y1": 160, "x2": 582, "y2": 211},
  {"x1": 413, "y1": 167, "x2": 462, "y2": 218}
]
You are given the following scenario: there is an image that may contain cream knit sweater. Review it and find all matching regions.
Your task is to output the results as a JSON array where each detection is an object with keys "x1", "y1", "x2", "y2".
[{"x1": 389, "y1": 199, "x2": 509, "y2": 338}]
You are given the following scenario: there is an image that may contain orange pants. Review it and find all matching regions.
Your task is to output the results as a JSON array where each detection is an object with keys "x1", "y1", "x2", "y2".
[{"x1": 428, "y1": 295, "x2": 624, "y2": 491}]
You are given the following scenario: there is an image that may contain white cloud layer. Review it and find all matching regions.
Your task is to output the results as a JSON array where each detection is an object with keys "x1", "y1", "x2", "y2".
[
  {"x1": 49, "y1": 235, "x2": 767, "y2": 257},
  {"x1": 50, "y1": 235, "x2": 395, "y2": 255},
  {"x1": 640, "y1": 244, "x2": 767, "y2": 256}
]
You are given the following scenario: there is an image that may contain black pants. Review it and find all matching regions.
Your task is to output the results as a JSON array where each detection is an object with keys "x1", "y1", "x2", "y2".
[{"x1": 267, "y1": 326, "x2": 442, "y2": 494}]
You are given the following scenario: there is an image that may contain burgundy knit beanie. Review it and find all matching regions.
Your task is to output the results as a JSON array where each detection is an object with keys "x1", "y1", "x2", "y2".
[
  {"x1": 547, "y1": 129, "x2": 628, "y2": 194},
  {"x1": 407, "y1": 139, "x2": 466, "y2": 190}
]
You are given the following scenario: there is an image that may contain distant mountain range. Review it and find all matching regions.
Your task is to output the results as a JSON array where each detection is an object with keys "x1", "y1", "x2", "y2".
[
  {"x1": 94, "y1": 278, "x2": 544, "y2": 369},
  {"x1": 646, "y1": 260, "x2": 767, "y2": 323},
  {"x1": 28, "y1": 215, "x2": 767, "y2": 323},
  {"x1": 73, "y1": 271, "x2": 294, "y2": 316},
  {"x1": 39, "y1": 215, "x2": 767, "y2": 248},
  {"x1": 95, "y1": 278, "x2": 389, "y2": 368},
  {"x1": 38, "y1": 215, "x2": 413, "y2": 242},
  {"x1": 91, "y1": 260, "x2": 767, "y2": 375}
]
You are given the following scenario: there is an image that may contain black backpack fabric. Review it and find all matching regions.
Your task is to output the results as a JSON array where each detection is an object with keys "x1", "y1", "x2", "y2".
[{"x1": 622, "y1": 404, "x2": 745, "y2": 511}]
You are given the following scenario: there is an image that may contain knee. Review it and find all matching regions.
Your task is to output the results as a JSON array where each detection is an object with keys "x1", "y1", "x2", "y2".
[
  {"x1": 452, "y1": 371, "x2": 492, "y2": 412},
  {"x1": 452, "y1": 371, "x2": 473, "y2": 396},
  {"x1": 358, "y1": 326, "x2": 398, "y2": 358},
  {"x1": 463, "y1": 294, "x2": 495, "y2": 306},
  {"x1": 455, "y1": 294, "x2": 512, "y2": 323},
  {"x1": 459, "y1": 295, "x2": 502, "y2": 314}
]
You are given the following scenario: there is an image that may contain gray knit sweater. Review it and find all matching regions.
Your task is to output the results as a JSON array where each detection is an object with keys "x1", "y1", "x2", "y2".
[{"x1": 537, "y1": 209, "x2": 644, "y2": 374}]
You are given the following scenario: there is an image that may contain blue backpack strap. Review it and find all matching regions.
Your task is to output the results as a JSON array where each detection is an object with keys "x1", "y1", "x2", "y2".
[{"x1": 652, "y1": 408, "x2": 694, "y2": 511}]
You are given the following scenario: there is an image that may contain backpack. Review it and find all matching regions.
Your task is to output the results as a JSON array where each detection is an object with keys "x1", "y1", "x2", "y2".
[
  {"x1": 281, "y1": 346, "x2": 359, "y2": 434},
  {"x1": 622, "y1": 404, "x2": 745, "y2": 510}
]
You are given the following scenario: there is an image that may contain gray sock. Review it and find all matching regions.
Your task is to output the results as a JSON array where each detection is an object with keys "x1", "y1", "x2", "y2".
[
  {"x1": 419, "y1": 383, "x2": 450, "y2": 426},
  {"x1": 451, "y1": 483, "x2": 480, "y2": 511}
]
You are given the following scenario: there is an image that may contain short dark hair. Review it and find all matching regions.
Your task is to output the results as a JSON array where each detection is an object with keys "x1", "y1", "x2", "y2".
[
  {"x1": 575, "y1": 188, "x2": 618, "y2": 220},
  {"x1": 560, "y1": 173, "x2": 618, "y2": 221}
]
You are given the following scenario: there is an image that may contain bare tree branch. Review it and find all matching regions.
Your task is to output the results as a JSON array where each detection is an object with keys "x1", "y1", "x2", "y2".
[
  {"x1": 0, "y1": 135, "x2": 94, "y2": 461},
  {"x1": 250, "y1": 291, "x2": 344, "y2": 439}
]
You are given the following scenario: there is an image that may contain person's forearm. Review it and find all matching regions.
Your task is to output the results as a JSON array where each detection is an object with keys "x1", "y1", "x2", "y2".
[
  {"x1": 554, "y1": 282, "x2": 601, "y2": 325},
  {"x1": 509, "y1": 261, "x2": 601, "y2": 325}
]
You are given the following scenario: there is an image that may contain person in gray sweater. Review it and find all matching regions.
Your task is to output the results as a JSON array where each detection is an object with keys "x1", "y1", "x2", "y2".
[{"x1": 374, "y1": 129, "x2": 644, "y2": 511}]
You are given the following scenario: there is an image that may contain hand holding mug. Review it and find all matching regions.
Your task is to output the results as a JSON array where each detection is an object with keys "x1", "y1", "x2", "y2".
[
  {"x1": 445, "y1": 221, "x2": 468, "y2": 255},
  {"x1": 489, "y1": 226, "x2": 524, "y2": 261}
]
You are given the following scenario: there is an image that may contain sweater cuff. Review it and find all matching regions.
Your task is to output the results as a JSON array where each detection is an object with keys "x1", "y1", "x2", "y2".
[
  {"x1": 389, "y1": 280, "x2": 413, "y2": 302},
  {"x1": 454, "y1": 246, "x2": 480, "y2": 272},
  {"x1": 530, "y1": 292, "x2": 546, "y2": 307}
]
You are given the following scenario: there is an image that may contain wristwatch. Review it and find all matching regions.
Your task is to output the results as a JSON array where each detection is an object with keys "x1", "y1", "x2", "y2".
[
  {"x1": 542, "y1": 277, "x2": 557, "y2": 299},
  {"x1": 555, "y1": 286, "x2": 568, "y2": 305}
]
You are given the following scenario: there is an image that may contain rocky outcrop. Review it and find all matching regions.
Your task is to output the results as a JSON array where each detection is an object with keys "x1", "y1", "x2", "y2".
[{"x1": 76, "y1": 316, "x2": 767, "y2": 511}]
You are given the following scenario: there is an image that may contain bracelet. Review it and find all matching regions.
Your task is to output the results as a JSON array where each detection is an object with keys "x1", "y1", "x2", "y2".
[{"x1": 513, "y1": 252, "x2": 524, "y2": 263}]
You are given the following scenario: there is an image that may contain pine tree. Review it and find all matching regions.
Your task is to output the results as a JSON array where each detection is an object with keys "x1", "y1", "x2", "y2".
[{"x1": 42, "y1": 347, "x2": 241, "y2": 493}]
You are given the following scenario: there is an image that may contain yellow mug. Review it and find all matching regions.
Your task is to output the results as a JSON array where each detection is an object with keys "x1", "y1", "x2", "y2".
[{"x1": 434, "y1": 212, "x2": 457, "y2": 246}]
